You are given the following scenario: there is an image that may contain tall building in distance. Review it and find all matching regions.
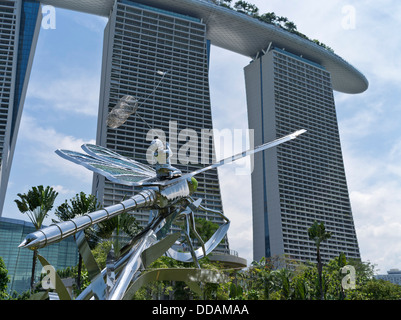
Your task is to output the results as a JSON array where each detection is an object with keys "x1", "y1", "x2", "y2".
[
  {"x1": 0, "y1": 0, "x2": 41, "y2": 217},
  {"x1": 0, "y1": 0, "x2": 368, "y2": 264},
  {"x1": 245, "y1": 47, "x2": 361, "y2": 262},
  {"x1": 375, "y1": 269, "x2": 401, "y2": 286}
]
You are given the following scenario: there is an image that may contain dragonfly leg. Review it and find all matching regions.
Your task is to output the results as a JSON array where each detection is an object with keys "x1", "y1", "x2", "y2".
[
  {"x1": 188, "y1": 210, "x2": 206, "y2": 258},
  {"x1": 183, "y1": 214, "x2": 200, "y2": 268}
]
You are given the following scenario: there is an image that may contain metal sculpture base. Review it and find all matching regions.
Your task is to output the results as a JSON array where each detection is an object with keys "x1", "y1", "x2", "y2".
[{"x1": 36, "y1": 199, "x2": 229, "y2": 300}]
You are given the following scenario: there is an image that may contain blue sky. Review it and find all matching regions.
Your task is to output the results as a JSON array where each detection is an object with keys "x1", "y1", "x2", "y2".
[{"x1": 3, "y1": 0, "x2": 401, "y2": 274}]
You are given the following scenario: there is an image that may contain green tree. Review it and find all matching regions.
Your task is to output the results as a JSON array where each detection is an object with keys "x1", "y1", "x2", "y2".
[
  {"x1": 89, "y1": 209, "x2": 142, "y2": 281},
  {"x1": 91, "y1": 240, "x2": 114, "y2": 270},
  {"x1": 14, "y1": 185, "x2": 58, "y2": 291},
  {"x1": 284, "y1": 21, "x2": 297, "y2": 32},
  {"x1": 352, "y1": 278, "x2": 401, "y2": 300},
  {"x1": 0, "y1": 257, "x2": 10, "y2": 300},
  {"x1": 234, "y1": 0, "x2": 258, "y2": 16},
  {"x1": 218, "y1": 0, "x2": 232, "y2": 8},
  {"x1": 54, "y1": 192, "x2": 100, "y2": 221},
  {"x1": 249, "y1": 257, "x2": 277, "y2": 299},
  {"x1": 257, "y1": 12, "x2": 277, "y2": 24},
  {"x1": 54, "y1": 191, "x2": 101, "y2": 290},
  {"x1": 276, "y1": 16, "x2": 289, "y2": 27},
  {"x1": 215, "y1": 0, "x2": 335, "y2": 52},
  {"x1": 307, "y1": 220, "x2": 331, "y2": 300},
  {"x1": 210, "y1": 253, "x2": 401, "y2": 301},
  {"x1": 131, "y1": 256, "x2": 184, "y2": 300},
  {"x1": 192, "y1": 217, "x2": 219, "y2": 241},
  {"x1": 94, "y1": 211, "x2": 141, "y2": 255},
  {"x1": 292, "y1": 274, "x2": 310, "y2": 300},
  {"x1": 336, "y1": 252, "x2": 347, "y2": 299},
  {"x1": 280, "y1": 268, "x2": 294, "y2": 299},
  {"x1": 175, "y1": 217, "x2": 220, "y2": 257},
  {"x1": 94, "y1": 211, "x2": 140, "y2": 240}
]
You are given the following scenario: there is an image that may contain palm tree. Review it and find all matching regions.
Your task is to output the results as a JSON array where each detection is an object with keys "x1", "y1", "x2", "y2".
[
  {"x1": 94, "y1": 210, "x2": 141, "y2": 256},
  {"x1": 276, "y1": 268, "x2": 292, "y2": 299},
  {"x1": 14, "y1": 185, "x2": 58, "y2": 291},
  {"x1": 258, "y1": 12, "x2": 277, "y2": 24},
  {"x1": 54, "y1": 192, "x2": 100, "y2": 221},
  {"x1": 284, "y1": 21, "x2": 297, "y2": 32},
  {"x1": 308, "y1": 220, "x2": 332, "y2": 300},
  {"x1": 219, "y1": 0, "x2": 232, "y2": 8},
  {"x1": 233, "y1": 0, "x2": 247, "y2": 13},
  {"x1": 277, "y1": 16, "x2": 289, "y2": 24},
  {"x1": 234, "y1": 0, "x2": 258, "y2": 16},
  {"x1": 276, "y1": 16, "x2": 290, "y2": 29},
  {"x1": 53, "y1": 192, "x2": 101, "y2": 290}
]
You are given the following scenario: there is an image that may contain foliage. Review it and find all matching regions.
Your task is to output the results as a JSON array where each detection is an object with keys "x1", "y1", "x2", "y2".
[
  {"x1": 51, "y1": 202, "x2": 142, "y2": 298},
  {"x1": 13, "y1": 189, "x2": 400, "y2": 301},
  {"x1": 308, "y1": 220, "x2": 332, "y2": 299},
  {"x1": 94, "y1": 211, "x2": 141, "y2": 241},
  {"x1": 192, "y1": 217, "x2": 219, "y2": 242},
  {"x1": 233, "y1": 0, "x2": 259, "y2": 15},
  {"x1": 50, "y1": 245, "x2": 401, "y2": 301},
  {"x1": 54, "y1": 191, "x2": 101, "y2": 290},
  {"x1": 57, "y1": 264, "x2": 90, "y2": 298},
  {"x1": 91, "y1": 240, "x2": 114, "y2": 270},
  {"x1": 131, "y1": 255, "x2": 225, "y2": 300},
  {"x1": 213, "y1": 253, "x2": 399, "y2": 301},
  {"x1": 348, "y1": 278, "x2": 401, "y2": 300},
  {"x1": 54, "y1": 191, "x2": 102, "y2": 250},
  {"x1": 15, "y1": 185, "x2": 58, "y2": 291},
  {"x1": 15, "y1": 185, "x2": 58, "y2": 229},
  {"x1": 132, "y1": 256, "x2": 184, "y2": 300},
  {"x1": 308, "y1": 220, "x2": 332, "y2": 248},
  {"x1": 0, "y1": 257, "x2": 10, "y2": 300},
  {"x1": 10, "y1": 289, "x2": 32, "y2": 300},
  {"x1": 54, "y1": 192, "x2": 101, "y2": 222},
  {"x1": 19, "y1": 240, "x2": 401, "y2": 301},
  {"x1": 212, "y1": 0, "x2": 335, "y2": 52},
  {"x1": 90, "y1": 211, "x2": 142, "y2": 262}
]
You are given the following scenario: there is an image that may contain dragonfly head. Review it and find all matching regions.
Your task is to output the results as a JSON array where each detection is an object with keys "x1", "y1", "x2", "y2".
[{"x1": 187, "y1": 177, "x2": 198, "y2": 195}]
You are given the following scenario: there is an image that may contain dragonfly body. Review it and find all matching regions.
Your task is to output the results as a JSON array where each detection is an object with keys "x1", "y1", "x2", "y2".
[
  {"x1": 19, "y1": 172, "x2": 198, "y2": 250},
  {"x1": 19, "y1": 131, "x2": 305, "y2": 251}
]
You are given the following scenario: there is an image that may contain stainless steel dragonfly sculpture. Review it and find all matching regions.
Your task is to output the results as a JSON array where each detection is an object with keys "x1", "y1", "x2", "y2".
[{"x1": 19, "y1": 84, "x2": 306, "y2": 300}]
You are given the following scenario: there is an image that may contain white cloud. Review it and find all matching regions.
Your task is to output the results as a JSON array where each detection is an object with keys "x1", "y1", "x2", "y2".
[
  {"x1": 356, "y1": 221, "x2": 401, "y2": 274},
  {"x1": 2, "y1": 114, "x2": 96, "y2": 223},
  {"x1": 51, "y1": 184, "x2": 76, "y2": 195},
  {"x1": 343, "y1": 138, "x2": 401, "y2": 273},
  {"x1": 208, "y1": 46, "x2": 255, "y2": 263},
  {"x1": 209, "y1": 46, "x2": 250, "y2": 132},
  {"x1": 72, "y1": 14, "x2": 107, "y2": 33},
  {"x1": 27, "y1": 71, "x2": 101, "y2": 116},
  {"x1": 18, "y1": 114, "x2": 95, "y2": 182},
  {"x1": 249, "y1": 0, "x2": 401, "y2": 86},
  {"x1": 218, "y1": 165, "x2": 253, "y2": 264},
  {"x1": 339, "y1": 101, "x2": 384, "y2": 139}
]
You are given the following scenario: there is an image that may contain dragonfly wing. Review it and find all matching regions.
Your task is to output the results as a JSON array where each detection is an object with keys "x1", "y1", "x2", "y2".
[
  {"x1": 192, "y1": 129, "x2": 306, "y2": 176},
  {"x1": 81, "y1": 144, "x2": 156, "y2": 177},
  {"x1": 55, "y1": 149, "x2": 158, "y2": 186},
  {"x1": 156, "y1": 129, "x2": 307, "y2": 186}
]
